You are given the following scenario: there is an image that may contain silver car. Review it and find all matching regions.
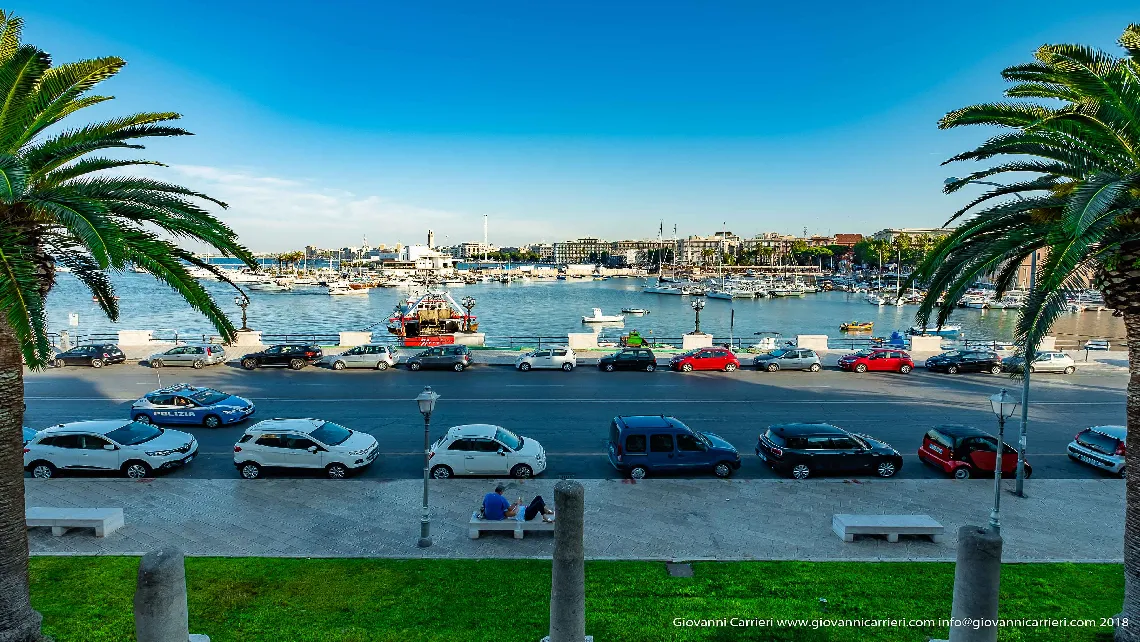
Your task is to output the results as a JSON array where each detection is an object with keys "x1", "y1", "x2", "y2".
[
  {"x1": 326, "y1": 344, "x2": 399, "y2": 370},
  {"x1": 515, "y1": 347, "x2": 577, "y2": 371},
  {"x1": 1001, "y1": 351, "x2": 1076, "y2": 374},
  {"x1": 1068, "y1": 425, "x2": 1126, "y2": 477},
  {"x1": 754, "y1": 348, "x2": 822, "y2": 372},
  {"x1": 148, "y1": 345, "x2": 226, "y2": 369}
]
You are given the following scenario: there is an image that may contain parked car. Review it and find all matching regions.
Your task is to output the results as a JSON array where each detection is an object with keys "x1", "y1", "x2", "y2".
[
  {"x1": 50, "y1": 344, "x2": 126, "y2": 368},
  {"x1": 406, "y1": 345, "x2": 473, "y2": 371},
  {"x1": 428, "y1": 424, "x2": 547, "y2": 479},
  {"x1": 324, "y1": 344, "x2": 399, "y2": 370},
  {"x1": 606, "y1": 415, "x2": 740, "y2": 479},
  {"x1": 670, "y1": 347, "x2": 740, "y2": 372},
  {"x1": 1001, "y1": 351, "x2": 1076, "y2": 374},
  {"x1": 753, "y1": 348, "x2": 822, "y2": 372},
  {"x1": 926, "y1": 350, "x2": 1002, "y2": 375},
  {"x1": 515, "y1": 346, "x2": 577, "y2": 371},
  {"x1": 147, "y1": 344, "x2": 226, "y2": 369},
  {"x1": 232, "y1": 418, "x2": 378, "y2": 479},
  {"x1": 755, "y1": 422, "x2": 902, "y2": 480},
  {"x1": 24, "y1": 420, "x2": 197, "y2": 479},
  {"x1": 923, "y1": 349, "x2": 965, "y2": 370},
  {"x1": 240, "y1": 344, "x2": 323, "y2": 370},
  {"x1": 837, "y1": 348, "x2": 914, "y2": 374},
  {"x1": 1068, "y1": 425, "x2": 1126, "y2": 478},
  {"x1": 131, "y1": 383, "x2": 255, "y2": 428},
  {"x1": 22, "y1": 427, "x2": 37, "y2": 445},
  {"x1": 598, "y1": 348, "x2": 657, "y2": 372},
  {"x1": 918, "y1": 424, "x2": 1032, "y2": 479}
]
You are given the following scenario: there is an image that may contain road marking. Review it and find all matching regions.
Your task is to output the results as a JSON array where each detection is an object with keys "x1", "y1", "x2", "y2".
[{"x1": 24, "y1": 397, "x2": 1123, "y2": 405}]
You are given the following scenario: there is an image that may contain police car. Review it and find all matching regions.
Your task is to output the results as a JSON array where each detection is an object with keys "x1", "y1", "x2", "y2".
[{"x1": 131, "y1": 384, "x2": 255, "y2": 428}]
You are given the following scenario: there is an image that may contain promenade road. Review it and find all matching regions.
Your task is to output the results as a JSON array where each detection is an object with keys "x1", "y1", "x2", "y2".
[{"x1": 22, "y1": 358, "x2": 1127, "y2": 481}]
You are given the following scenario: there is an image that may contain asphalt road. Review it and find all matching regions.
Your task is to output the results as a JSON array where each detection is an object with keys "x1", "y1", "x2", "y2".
[{"x1": 22, "y1": 360, "x2": 1128, "y2": 481}]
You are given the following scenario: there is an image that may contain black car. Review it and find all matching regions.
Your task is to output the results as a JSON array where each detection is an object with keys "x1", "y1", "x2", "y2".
[
  {"x1": 755, "y1": 422, "x2": 903, "y2": 480},
  {"x1": 50, "y1": 344, "x2": 126, "y2": 368},
  {"x1": 598, "y1": 348, "x2": 657, "y2": 372},
  {"x1": 405, "y1": 345, "x2": 473, "y2": 371},
  {"x1": 240, "y1": 344, "x2": 323, "y2": 370},
  {"x1": 923, "y1": 350, "x2": 965, "y2": 370},
  {"x1": 926, "y1": 350, "x2": 1002, "y2": 375}
]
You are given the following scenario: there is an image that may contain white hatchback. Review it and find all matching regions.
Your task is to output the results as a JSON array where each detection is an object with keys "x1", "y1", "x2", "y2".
[
  {"x1": 24, "y1": 420, "x2": 197, "y2": 479},
  {"x1": 233, "y1": 418, "x2": 378, "y2": 479},
  {"x1": 515, "y1": 347, "x2": 576, "y2": 371},
  {"x1": 429, "y1": 424, "x2": 547, "y2": 479}
]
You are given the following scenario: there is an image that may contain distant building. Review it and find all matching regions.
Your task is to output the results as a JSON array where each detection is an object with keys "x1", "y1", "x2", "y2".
[
  {"x1": 833, "y1": 234, "x2": 863, "y2": 248},
  {"x1": 553, "y1": 237, "x2": 609, "y2": 264},
  {"x1": 454, "y1": 242, "x2": 497, "y2": 260},
  {"x1": 679, "y1": 233, "x2": 741, "y2": 265},
  {"x1": 871, "y1": 228, "x2": 955, "y2": 242}
]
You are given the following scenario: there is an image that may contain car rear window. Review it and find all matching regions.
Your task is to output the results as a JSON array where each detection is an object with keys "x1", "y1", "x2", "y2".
[
  {"x1": 763, "y1": 429, "x2": 785, "y2": 447},
  {"x1": 1077, "y1": 429, "x2": 1121, "y2": 454},
  {"x1": 925, "y1": 429, "x2": 953, "y2": 449}
]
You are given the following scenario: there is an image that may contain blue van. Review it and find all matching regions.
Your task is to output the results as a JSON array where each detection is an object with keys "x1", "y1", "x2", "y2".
[{"x1": 607, "y1": 415, "x2": 741, "y2": 479}]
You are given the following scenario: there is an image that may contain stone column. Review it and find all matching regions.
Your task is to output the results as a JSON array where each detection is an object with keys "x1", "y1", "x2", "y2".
[
  {"x1": 947, "y1": 526, "x2": 1003, "y2": 642},
  {"x1": 134, "y1": 547, "x2": 210, "y2": 642},
  {"x1": 547, "y1": 480, "x2": 588, "y2": 642}
]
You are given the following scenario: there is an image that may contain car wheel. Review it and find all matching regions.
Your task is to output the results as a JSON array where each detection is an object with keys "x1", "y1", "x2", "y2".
[
  {"x1": 453, "y1": 362, "x2": 465, "y2": 372},
  {"x1": 561, "y1": 362, "x2": 574, "y2": 371},
  {"x1": 645, "y1": 363, "x2": 656, "y2": 372},
  {"x1": 876, "y1": 460, "x2": 898, "y2": 477},
  {"x1": 241, "y1": 358, "x2": 257, "y2": 370},
  {"x1": 51, "y1": 359, "x2": 64, "y2": 368},
  {"x1": 854, "y1": 363, "x2": 867, "y2": 373},
  {"x1": 203, "y1": 415, "x2": 221, "y2": 429},
  {"x1": 1028, "y1": 366, "x2": 1036, "y2": 373},
  {"x1": 990, "y1": 365, "x2": 1002, "y2": 374},
  {"x1": 1063, "y1": 366, "x2": 1075, "y2": 375},
  {"x1": 30, "y1": 461, "x2": 55, "y2": 479},
  {"x1": 604, "y1": 363, "x2": 615, "y2": 372},
  {"x1": 132, "y1": 414, "x2": 152, "y2": 425},
  {"x1": 91, "y1": 358, "x2": 104, "y2": 368},
  {"x1": 953, "y1": 466, "x2": 972, "y2": 480},
  {"x1": 511, "y1": 464, "x2": 534, "y2": 479},
  {"x1": 332, "y1": 360, "x2": 346, "y2": 370},
  {"x1": 376, "y1": 361, "x2": 389, "y2": 370},
  {"x1": 289, "y1": 358, "x2": 305, "y2": 370},
  {"x1": 122, "y1": 461, "x2": 151, "y2": 479},
  {"x1": 519, "y1": 362, "x2": 531, "y2": 371},
  {"x1": 629, "y1": 466, "x2": 648, "y2": 480},
  {"x1": 430, "y1": 465, "x2": 453, "y2": 479},
  {"x1": 946, "y1": 365, "x2": 958, "y2": 374},
  {"x1": 724, "y1": 363, "x2": 737, "y2": 372},
  {"x1": 713, "y1": 462, "x2": 733, "y2": 478},
  {"x1": 766, "y1": 363, "x2": 779, "y2": 372},
  {"x1": 791, "y1": 463, "x2": 811, "y2": 479},
  {"x1": 192, "y1": 360, "x2": 205, "y2": 370},
  {"x1": 809, "y1": 363, "x2": 822, "y2": 372},
  {"x1": 681, "y1": 363, "x2": 693, "y2": 372},
  {"x1": 900, "y1": 364, "x2": 912, "y2": 374},
  {"x1": 239, "y1": 462, "x2": 261, "y2": 479},
  {"x1": 326, "y1": 463, "x2": 348, "y2": 479},
  {"x1": 151, "y1": 359, "x2": 163, "y2": 368},
  {"x1": 409, "y1": 362, "x2": 422, "y2": 371}
]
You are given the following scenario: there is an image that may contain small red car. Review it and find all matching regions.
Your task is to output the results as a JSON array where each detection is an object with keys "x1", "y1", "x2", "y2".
[
  {"x1": 837, "y1": 348, "x2": 914, "y2": 374},
  {"x1": 918, "y1": 424, "x2": 1032, "y2": 480},
  {"x1": 670, "y1": 347, "x2": 740, "y2": 372}
]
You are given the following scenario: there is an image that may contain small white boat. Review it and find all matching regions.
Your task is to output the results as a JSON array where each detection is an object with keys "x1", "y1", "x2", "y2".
[
  {"x1": 441, "y1": 279, "x2": 465, "y2": 287},
  {"x1": 706, "y1": 290, "x2": 733, "y2": 300},
  {"x1": 865, "y1": 294, "x2": 886, "y2": 306},
  {"x1": 582, "y1": 307, "x2": 625, "y2": 323},
  {"x1": 621, "y1": 308, "x2": 650, "y2": 314},
  {"x1": 328, "y1": 282, "x2": 369, "y2": 296},
  {"x1": 907, "y1": 324, "x2": 962, "y2": 336}
]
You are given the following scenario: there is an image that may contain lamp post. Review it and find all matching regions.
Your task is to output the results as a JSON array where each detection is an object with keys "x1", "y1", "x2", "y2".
[
  {"x1": 461, "y1": 296, "x2": 476, "y2": 332},
  {"x1": 987, "y1": 389, "x2": 1020, "y2": 534},
  {"x1": 416, "y1": 386, "x2": 440, "y2": 548},
  {"x1": 233, "y1": 293, "x2": 250, "y2": 332},
  {"x1": 690, "y1": 298, "x2": 705, "y2": 334}
]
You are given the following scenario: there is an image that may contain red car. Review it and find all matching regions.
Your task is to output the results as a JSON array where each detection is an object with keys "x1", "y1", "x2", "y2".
[
  {"x1": 670, "y1": 347, "x2": 740, "y2": 372},
  {"x1": 918, "y1": 424, "x2": 1032, "y2": 480},
  {"x1": 837, "y1": 348, "x2": 914, "y2": 374}
]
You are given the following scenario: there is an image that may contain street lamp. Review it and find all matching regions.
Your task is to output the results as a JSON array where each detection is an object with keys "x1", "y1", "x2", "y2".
[
  {"x1": 690, "y1": 298, "x2": 705, "y2": 334},
  {"x1": 233, "y1": 293, "x2": 250, "y2": 331},
  {"x1": 987, "y1": 389, "x2": 1020, "y2": 534},
  {"x1": 461, "y1": 296, "x2": 476, "y2": 332},
  {"x1": 415, "y1": 386, "x2": 440, "y2": 548}
]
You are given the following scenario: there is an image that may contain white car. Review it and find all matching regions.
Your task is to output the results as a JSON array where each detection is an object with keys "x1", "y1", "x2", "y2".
[
  {"x1": 428, "y1": 424, "x2": 546, "y2": 479},
  {"x1": 515, "y1": 347, "x2": 576, "y2": 371},
  {"x1": 323, "y1": 344, "x2": 399, "y2": 371},
  {"x1": 24, "y1": 420, "x2": 197, "y2": 479},
  {"x1": 1002, "y1": 351, "x2": 1077, "y2": 374},
  {"x1": 233, "y1": 418, "x2": 378, "y2": 479}
]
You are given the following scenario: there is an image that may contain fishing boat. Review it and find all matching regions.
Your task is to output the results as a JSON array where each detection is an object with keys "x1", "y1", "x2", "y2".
[
  {"x1": 582, "y1": 308, "x2": 625, "y2": 323},
  {"x1": 621, "y1": 308, "x2": 650, "y2": 315},
  {"x1": 907, "y1": 324, "x2": 962, "y2": 336},
  {"x1": 387, "y1": 290, "x2": 475, "y2": 345},
  {"x1": 840, "y1": 321, "x2": 874, "y2": 332}
]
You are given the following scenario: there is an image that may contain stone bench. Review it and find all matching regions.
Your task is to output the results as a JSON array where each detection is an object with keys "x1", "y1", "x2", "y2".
[
  {"x1": 26, "y1": 507, "x2": 124, "y2": 538},
  {"x1": 468, "y1": 511, "x2": 555, "y2": 539},
  {"x1": 832, "y1": 513, "x2": 944, "y2": 543}
]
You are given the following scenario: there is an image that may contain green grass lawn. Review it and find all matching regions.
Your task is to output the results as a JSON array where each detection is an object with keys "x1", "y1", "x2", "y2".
[{"x1": 30, "y1": 558, "x2": 1120, "y2": 642}]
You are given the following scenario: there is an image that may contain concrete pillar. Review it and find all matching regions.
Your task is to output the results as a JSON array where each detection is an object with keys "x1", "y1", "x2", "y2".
[
  {"x1": 547, "y1": 480, "x2": 587, "y2": 642},
  {"x1": 134, "y1": 547, "x2": 210, "y2": 642},
  {"x1": 948, "y1": 526, "x2": 1003, "y2": 642}
]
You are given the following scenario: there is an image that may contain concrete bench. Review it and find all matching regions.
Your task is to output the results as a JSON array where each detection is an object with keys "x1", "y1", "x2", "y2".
[
  {"x1": 468, "y1": 511, "x2": 554, "y2": 539},
  {"x1": 832, "y1": 514, "x2": 944, "y2": 543},
  {"x1": 26, "y1": 507, "x2": 124, "y2": 538}
]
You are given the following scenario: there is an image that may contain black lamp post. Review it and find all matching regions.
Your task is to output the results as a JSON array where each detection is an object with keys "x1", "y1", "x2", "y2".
[
  {"x1": 233, "y1": 293, "x2": 250, "y2": 331},
  {"x1": 461, "y1": 296, "x2": 476, "y2": 332},
  {"x1": 690, "y1": 298, "x2": 705, "y2": 334},
  {"x1": 416, "y1": 386, "x2": 440, "y2": 547},
  {"x1": 987, "y1": 388, "x2": 1020, "y2": 534}
]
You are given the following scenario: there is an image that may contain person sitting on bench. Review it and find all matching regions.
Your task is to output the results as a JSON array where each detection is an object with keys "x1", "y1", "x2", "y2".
[
  {"x1": 483, "y1": 484, "x2": 520, "y2": 520},
  {"x1": 523, "y1": 495, "x2": 555, "y2": 523}
]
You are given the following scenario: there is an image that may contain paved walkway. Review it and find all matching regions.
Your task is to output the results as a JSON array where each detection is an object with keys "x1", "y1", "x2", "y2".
[{"x1": 24, "y1": 477, "x2": 1122, "y2": 561}]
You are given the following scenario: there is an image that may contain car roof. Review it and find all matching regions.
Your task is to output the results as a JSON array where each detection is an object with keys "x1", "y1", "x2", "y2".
[
  {"x1": 245, "y1": 418, "x2": 325, "y2": 434},
  {"x1": 445, "y1": 424, "x2": 501, "y2": 439},
  {"x1": 769, "y1": 422, "x2": 843, "y2": 437},
  {"x1": 930, "y1": 424, "x2": 991, "y2": 438},
  {"x1": 1086, "y1": 425, "x2": 1127, "y2": 438},
  {"x1": 616, "y1": 415, "x2": 678, "y2": 430},
  {"x1": 40, "y1": 420, "x2": 133, "y2": 435},
  {"x1": 148, "y1": 383, "x2": 205, "y2": 395}
]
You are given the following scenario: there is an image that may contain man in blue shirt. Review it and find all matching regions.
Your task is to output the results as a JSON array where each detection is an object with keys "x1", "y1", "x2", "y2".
[{"x1": 482, "y1": 484, "x2": 519, "y2": 520}]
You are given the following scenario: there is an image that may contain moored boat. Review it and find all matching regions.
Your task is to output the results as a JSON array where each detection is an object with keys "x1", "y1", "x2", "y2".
[
  {"x1": 582, "y1": 307, "x2": 625, "y2": 323},
  {"x1": 840, "y1": 321, "x2": 874, "y2": 332}
]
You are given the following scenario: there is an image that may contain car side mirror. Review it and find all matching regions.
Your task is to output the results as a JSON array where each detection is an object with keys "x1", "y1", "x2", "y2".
[
  {"x1": 103, "y1": 444, "x2": 116, "y2": 451},
  {"x1": 307, "y1": 446, "x2": 318, "y2": 453},
  {"x1": 498, "y1": 448, "x2": 506, "y2": 456}
]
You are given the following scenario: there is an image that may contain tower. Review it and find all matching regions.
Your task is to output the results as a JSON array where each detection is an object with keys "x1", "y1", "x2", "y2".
[{"x1": 427, "y1": 230, "x2": 434, "y2": 249}]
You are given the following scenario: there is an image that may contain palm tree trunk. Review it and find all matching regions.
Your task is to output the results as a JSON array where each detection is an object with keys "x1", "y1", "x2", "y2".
[
  {"x1": 0, "y1": 321, "x2": 44, "y2": 642},
  {"x1": 1119, "y1": 313, "x2": 1140, "y2": 641}
]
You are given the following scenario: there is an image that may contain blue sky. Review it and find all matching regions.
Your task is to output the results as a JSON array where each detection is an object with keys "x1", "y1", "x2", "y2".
[{"x1": 15, "y1": 1, "x2": 1140, "y2": 250}]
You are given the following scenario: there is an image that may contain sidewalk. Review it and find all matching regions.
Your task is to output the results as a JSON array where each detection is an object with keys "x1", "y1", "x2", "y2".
[{"x1": 25, "y1": 477, "x2": 1123, "y2": 562}]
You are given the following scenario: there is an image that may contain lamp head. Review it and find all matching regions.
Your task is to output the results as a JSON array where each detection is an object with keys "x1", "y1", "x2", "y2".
[
  {"x1": 416, "y1": 386, "x2": 440, "y2": 417},
  {"x1": 989, "y1": 388, "x2": 1020, "y2": 419}
]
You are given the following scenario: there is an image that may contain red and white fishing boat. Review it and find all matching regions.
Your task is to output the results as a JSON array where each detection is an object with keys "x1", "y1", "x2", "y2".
[{"x1": 387, "y1": 290, "x2": 477, "y2": 346}]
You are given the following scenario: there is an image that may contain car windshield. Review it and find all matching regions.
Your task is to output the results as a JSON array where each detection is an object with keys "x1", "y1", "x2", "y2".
[
  {"x1": 310, "y1": 422, "x2": 352, "y2": 446},
  {"x1": 1077, "y1": 429, "x2": 1121, "y2": 453},
  {"x1": 189, "y1": 389, "x2": 229, "y2": 405},
  {"x1": 495, "y1": 427, "x2": 522, "y2": 451},
  {"x1": 769, "y1": 349, "x2": 789, "y2": 358},
  {"x1": 853, "y1": 349, "x2": 873, "y2": 357},
  {"x1": 105, "y1": 422, "x2": 163, "y2": 446}
]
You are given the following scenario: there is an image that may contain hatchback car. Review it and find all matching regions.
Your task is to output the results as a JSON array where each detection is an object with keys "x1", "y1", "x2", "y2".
[
  {"x1": 837, "y1": 348, "x2": 914, "y2": 374},
  {"x1": 926, "y1": 350, "x2": 1002, "y2": 375},
  {"x1": 598, "y1": 348, "x2": 657, "y2": 372},
  {"x1": 923, "y1": 349, "x2": 965, "y2": 370},
  {"x1": 1001, "y1": 351, "x2": 1076, "y2": 374},
  {"x1": 755, "y1": 422, "x2": 902, "y2": 479},
  {"x1": 1068, "y1": 425, "x2": 1126, "y2": 478},
  {"x1": 753, "y1": 348, "x2": 822, "y2": 372},
  {"x1": 607, "y1": 415, "x2": 740, "y2": 479},
  {"x1": 233, "y1": 418, "x2": 378, "y2": 479},
  {"x1": 918, "y1": 424, "x2": 1032, "y2": 479},
  {"x1": 240, "y1": 344, "x2": 323, "y2": 370},
  {"x1": 325, "y1": 344, "x2": 399, "y2": 370},
  {"x1": 131, "y1": 383, "x2": 255, "y2": 428},
  {"x1": 428, "y1": 424, "x2": 547, "y2": 479},
  {"x1": 24, "y1": 420, "x2": 197, "y2": 479},
  {"x1": 147, "y1": 344, "x2": 226, "y2": 369},
  {"x1": 515, "y1": 347, "x2": 576, "y2": 371},
  {"x1": 50, "y1": 344, "x2": 126, "y2": 368},
  {"x1": 406, "y1": 345, "x2": 473, "y2": 371},
  {"x1": 670, "y1": 347, "x2": 740, "y2": 372}
]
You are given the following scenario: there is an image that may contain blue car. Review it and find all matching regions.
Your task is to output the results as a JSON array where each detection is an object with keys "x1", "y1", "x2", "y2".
[
  {"x1": 606, "y1": 415, "x2": 741, "y2": 479},
  {"x1": 131, "y1": 384, "x2": 255, "y2": 428}
]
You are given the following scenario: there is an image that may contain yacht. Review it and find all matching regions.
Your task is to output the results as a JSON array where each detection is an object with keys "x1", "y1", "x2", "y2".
[
  {"x1": 328, "y1": 282, "x2": 369, "y2": 296},
  {"x1": 582, "y1": 308, "x2": 625, "y2": 323}
]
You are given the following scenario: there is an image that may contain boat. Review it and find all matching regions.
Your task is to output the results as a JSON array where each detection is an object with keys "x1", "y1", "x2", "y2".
[
  {"x1": 387, "y1": 290, "x2": 475, "y2": 345},
  {"x1": 865, "y1": 294, "x2": 886, "y2": 305},
  {"x1": 706, "y1": 290, "x2": 733, "y2": 300},
  {"x1": 328, "y1": 282, "x2": 369, "y2": 295},
  {"x1": 770, "y1": 287, "x2": 806, "y2": 298},
  {"x1": 621, "y1": 308, "x2": 650, "y2": 315},
  {"x1": 582, "y1": 308, "x2": 625, "y2": 323},
  {"x1": 907, "y1": 324, "x2": 962, "y2": 336},
  {"x1": 643, "y1": 283, "x2": 684, "y2": 295},
  {"x1": 441, "y1": 279, "x2": 465, "y2": 287},
  {"x1": 840, "y1": 322, "x2": 874, "y2": 332}
]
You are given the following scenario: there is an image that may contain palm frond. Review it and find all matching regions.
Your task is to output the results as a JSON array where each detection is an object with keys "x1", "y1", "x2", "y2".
[{"x1": 0, "y1": 225, "x2": 50, "y2": 366}]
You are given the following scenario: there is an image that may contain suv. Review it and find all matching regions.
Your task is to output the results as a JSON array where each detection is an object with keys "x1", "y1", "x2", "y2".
[
  {"x1": 147, "y1": 344, "x2": 226, "y2": 369},
  {"x1": 753, "y1": 348, "x2": 822, "y2": 372},
  {"x1": 1068, "y1": 425, "x2": 1126, "y2": 478},
  {"x1": 406, "y1": 345, "x2": 473, "y2": 371},
  {"x1": 670, "y1": 347, "x2": 739, "y2": 372},
  {"x1": 606, "y1": 415, "x2": 740, "y2": 479},
  {"x1": 428, "y1": 424, "x2": 547, "y2": 479},
  {"x1": 325, "y1": 344, "x2": 399, "y2": 370},
  {"x1": 50, "y1": 344, "x2": 126, "y2": 368},
  {"x1": 598, "y1": 348, "x2": 657, "y2": 372},
  {"x1": 24, "y1": 420, "x2": 197, "y2": 479},
  {"x1": 926, "y1": 350, "x2": 1002, "y2": 374},
  {"x1": 837, "y1": 348, "x2": 914, "y2": 374},
  {"x1": 755, "y1": 423, "x2": 902, "y2": 479},
  {"x1": 240, "y1": 344, "x2": 323, "y2": 370},
  {"x1": 918, "y1": 424, "x2": 1031, "y2": 479},
  {"x1": 233, "y1": 418, "x2": 379, "y2": 479}
]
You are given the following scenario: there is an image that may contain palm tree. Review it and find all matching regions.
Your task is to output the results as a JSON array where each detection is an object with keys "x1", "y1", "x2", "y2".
[
  {"x1": 0, "y1": 11, "x2": 253, "y2": 640},
  {"x1": 909, "y1": 25, "x2": 1140, "y2": 639}
]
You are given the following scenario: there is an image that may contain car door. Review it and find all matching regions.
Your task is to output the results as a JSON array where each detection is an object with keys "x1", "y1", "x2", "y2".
[
  {"x1": 423, "y1": 347, "x2": 444, "y2": 368},
  {"x1": 78, "y1": 434, "x2": 120, "y2": 470},
  {"x1": 442, "y1": 438, "x2": 471, "y2": 473},
  {"x1": 531, "y1": 350, "x2": 553, "y2": 368},
  {"x1": 185, "y1": 346, "x2": 207, "y2": 365},
  {"x1": 363, "y1": 345, "x2": 386, "y2": 368},
  {"x1": 63, "y1": 347, "x2": 89, "y2": 365},
  {"x1": 647, "y1": 433, "x2": 677, "y2": 471},
  {"x1": 260, "y1": 345, "x2": 283, "y2": 366},
  {"x1": 45, "y1": 434, "x2": 84, "y2": 468},
  {"x1": 621, "y1": 432, "x2": 649, "y2": 470},
  {"x1": 788, "y1": 350, "x2": 809, "y2": 369},
  {"x1": 803, "y1": 436, "x2": 840, "y2": 471},
  {"x1": 1034, "y1": 353, "x2": 1054, "y2": 372},
  {"x1": 614, "y1": 351, "x2": 635, "y2": 371},
  {"x1": 464, "y1": 438, "x2": 507, "y2": 474},
  {"x1": 963, "y1": 437, "x2": 998, "y2": 473},
  {"x1": 277, "y1": 435, "x2": 324, "y2": 468},
  {"x1": 339, "y1": 347, "x2": 363, "y2": 368},
  {"x1": 674, "y1": 432, "x2": 708, "y2": 471},
  {"x1": 864, "y1": 352, "x2": 886, "y2": 372},
  {"x1": 168, "y1": 396, "x2": 201, "y2": 424},
  {"x1": 827, "y1": 435, "x2": 868, "y2": 473},
  {"x1": 638, "y1": 350, "x2": 655, "y2": 370}
]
